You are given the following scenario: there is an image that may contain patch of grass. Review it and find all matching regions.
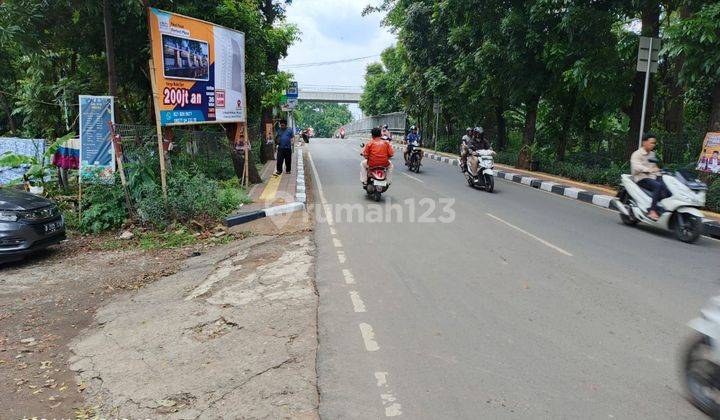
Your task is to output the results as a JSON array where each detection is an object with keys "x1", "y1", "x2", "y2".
[
  {"x1": 98, "y1": 239, "x2": 127, "y2": 251},
  {"x1": 139, "y1": 228, "x2": 198, "y2": 250}
]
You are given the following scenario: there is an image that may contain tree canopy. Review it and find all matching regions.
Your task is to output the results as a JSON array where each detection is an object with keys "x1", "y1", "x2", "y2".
[
  {"x1": 361, "y1": 0, "x2": 720, "y2": 170},
  {"x1": 0, "y1": 0, "x2": 298, "y2": 139},
  {"x1": 293, "y1": 102, "x2": 353, "y2": 138}
]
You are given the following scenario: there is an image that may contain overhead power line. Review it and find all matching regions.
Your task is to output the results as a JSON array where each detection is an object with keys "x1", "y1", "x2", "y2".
[{"x1": 280, "y1": 54, "x2": 380, "y2": 69}]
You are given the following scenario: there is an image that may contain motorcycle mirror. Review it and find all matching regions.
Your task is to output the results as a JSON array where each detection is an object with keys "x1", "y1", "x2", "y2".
[{"x1": 360, "y1": 143, "x2": 365, "y2": 147}]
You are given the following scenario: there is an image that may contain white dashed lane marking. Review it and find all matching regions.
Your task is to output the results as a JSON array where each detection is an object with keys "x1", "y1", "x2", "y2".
[
  {"x1": 337, "y1": 250, "x2": 346, "y2": 264},
  {"x1": 349, "y1": 291, "x2": 367, "y2": 312},
  {"x1": 359, "y1": 323, "x2": 380, "y2": 351},
  {"x1": 342, "y1": 269, "x2": 355, "y2": 284},
  {"x1": 333, "y1": 237, "x2": 343, "y2": 248},
  {"x1": 375, "y1": 372, "x2": 402, "y2": 417}
]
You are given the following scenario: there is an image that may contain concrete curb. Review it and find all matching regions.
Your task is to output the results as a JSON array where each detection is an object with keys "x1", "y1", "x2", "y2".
[
  {"x1": 390, "y1": 144, "x2": 720, "y2": 239},
  {"x1": 225, "y1": 148, "x2": 307, "y2": 227}
]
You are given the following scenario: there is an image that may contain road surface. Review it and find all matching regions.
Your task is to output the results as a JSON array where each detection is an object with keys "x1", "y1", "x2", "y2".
[{"x1": 307, "y1": 138, "x2": 717, "y2": 419}]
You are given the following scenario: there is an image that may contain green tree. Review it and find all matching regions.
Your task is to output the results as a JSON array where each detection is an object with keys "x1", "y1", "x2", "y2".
[{"x1": 294, "y1": 102, "x2": 353, "y2": 138}]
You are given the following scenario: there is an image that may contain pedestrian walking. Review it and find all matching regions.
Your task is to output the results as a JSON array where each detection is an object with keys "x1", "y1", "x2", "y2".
[{"x1": 274, "y1": 119, "x2": 294, "y2": 176}]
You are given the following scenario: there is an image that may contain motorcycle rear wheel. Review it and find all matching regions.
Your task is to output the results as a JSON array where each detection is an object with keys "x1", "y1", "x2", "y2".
[
  {"x1": 373, "y1": 191, "x2": 382, "y2": 202},
  {"x1": 683, "y1": 333, "x2": 720, "y2": 418}
]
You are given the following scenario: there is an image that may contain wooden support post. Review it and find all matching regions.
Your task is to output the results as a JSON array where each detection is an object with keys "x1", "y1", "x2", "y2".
[{"x1": 148, "y1": 59, "x2": 168, "y2": 203}]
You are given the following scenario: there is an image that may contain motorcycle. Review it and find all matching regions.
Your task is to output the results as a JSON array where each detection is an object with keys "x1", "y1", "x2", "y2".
[
  {"x1": 406, "y1": 141, "x2": 422, "y2": 173},
  {"x1": 683, "y1": 295, "x2": 720, "y2": 417},
  {"x1": 614, "y1": 168, "x2": 706, "y2": 243},
  {"x1": 464, "y1": 149, "x2": 495, "y2": 192},
  {"x1": 360, "y1": 143, "x2": 390, "y2": 202}
]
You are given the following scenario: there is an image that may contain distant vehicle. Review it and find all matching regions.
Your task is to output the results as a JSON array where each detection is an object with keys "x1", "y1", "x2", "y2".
[
  {"x1": 0, "y1": 189, "x2": 66, "y2": 263},
  {"x1": 406, "y1": 140, "x2": 422, "y2": 173}
]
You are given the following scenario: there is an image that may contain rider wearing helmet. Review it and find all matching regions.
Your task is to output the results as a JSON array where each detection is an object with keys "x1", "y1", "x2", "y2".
[
  {"x1": 404, "y1": 125, "x2": 422, "y2": 165},
  {"x1": 381, "y1": 124, "x2": 393, "y2": 141},
  {"x1": 460, "y1": 127, "x2": 490, "y2": 172}
]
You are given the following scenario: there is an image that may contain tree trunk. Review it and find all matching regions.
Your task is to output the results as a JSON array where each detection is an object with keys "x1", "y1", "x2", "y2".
[
  {"x1": 0, "y1": 93, "x2": 16, "y2": 133},
  {"x1": 556, "y1": 93, "x2": 577, "y2": 161},
  {"x1": 260, "y1": 109, "x2": 275, "y2": 163},
  {"x1": 103, "y1": 0, "x2": 119, "y2": 118},
  {"x1": 625, "y1": 2, "x2": 660, "y2": 158},
  {"x1": 494, "y1": 100, "x2": 507, "y2": 151},
  {"x1": 517, "y1": 97, "x2": 539, "y2": 169},
  {"x1": 226, "y1": 123, "x2": 262, "y2": 184},
  {"x1": 664, "y1": 5, "x2": 689, "y2": 134},
  {"x1": 710, "y1": 80, "x2": 720, "y2": 132}
]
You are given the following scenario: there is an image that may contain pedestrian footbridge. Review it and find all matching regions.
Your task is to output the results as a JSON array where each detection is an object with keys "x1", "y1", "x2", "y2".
[{"x1": 298, "y1": 87, "x2": 362, "y2": 103}]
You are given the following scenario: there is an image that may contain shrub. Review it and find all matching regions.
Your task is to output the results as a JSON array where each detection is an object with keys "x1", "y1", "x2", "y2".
[
  {"x1": 706, "y1": 177, "x2": 720, "y2": 213},
  {"x1": 79, "y1": 181, "x2": 128, "y2": 233}
]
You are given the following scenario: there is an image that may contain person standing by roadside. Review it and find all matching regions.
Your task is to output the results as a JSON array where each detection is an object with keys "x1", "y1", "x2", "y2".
[{"x1": 274, "y1": 119, "x2": 294, "y2": 176}]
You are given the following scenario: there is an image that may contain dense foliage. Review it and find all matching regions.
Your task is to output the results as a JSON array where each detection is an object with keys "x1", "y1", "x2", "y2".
[
  {"x1": 361, "y1": 0, "x2": 720, "y2": 167},
  {"x1": 360, "y1": 0, "x2": 720, "y2": 208},
  {"x1": 293, "y1": 102, "x2": 353, "y2": 138},
  {"x1": 0, "y1": 0, "x2": 297, "y2": 139},
  {"x1": 0, "y1": 1, "x2": 293, "y2": 232}
]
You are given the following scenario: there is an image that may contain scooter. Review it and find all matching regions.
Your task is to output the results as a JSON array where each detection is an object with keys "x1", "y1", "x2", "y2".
[
  {"x1": 683, "y1": 295, "x2": 720, "y2": 417},
  {"x1": 614, "y1": 168, "x2": 706, "y2": 243},
  {"x1": 406, "y1": 141, "x2": 422, "y2": 173},
  {"x1": 360, "y1": 143, "x2": 390, "y2": 202},
  {"x1": 464, "y1": 149, "x2": 495, "y2": 192}
]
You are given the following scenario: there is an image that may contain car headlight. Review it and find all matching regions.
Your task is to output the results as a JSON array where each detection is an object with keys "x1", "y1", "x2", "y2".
[{"x1": 0, "y1": 210, "x2": 19, "y2": 222}]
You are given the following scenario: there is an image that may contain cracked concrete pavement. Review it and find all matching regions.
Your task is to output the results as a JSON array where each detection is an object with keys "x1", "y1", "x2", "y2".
[{"x1": 69, "y1": 232, "x2": 319, "y2": 419}]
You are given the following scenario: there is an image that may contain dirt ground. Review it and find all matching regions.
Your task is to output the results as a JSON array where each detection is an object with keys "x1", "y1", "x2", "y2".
[
  {"x1": 0, "y1": 233, "x2": 206, "y2": 418},
  {"x1": 1, "y1": 206, "x2": 315, "y2": 419}
]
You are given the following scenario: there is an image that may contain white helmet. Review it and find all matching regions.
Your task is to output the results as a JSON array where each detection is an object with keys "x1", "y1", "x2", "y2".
[
  {"x1": 466, "y1": 127, "x2": 472, "y2": 132},
  {"x1": 473, "y1": 126, "x2": 484, "y2": 134}
]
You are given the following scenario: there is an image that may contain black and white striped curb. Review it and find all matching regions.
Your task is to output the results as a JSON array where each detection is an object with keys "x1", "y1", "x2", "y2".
[
  {"x1": 225, "y1": 147, "x2": 307, "y2": 227},
  {"x1": 390, "y1": 144, "x2": 720, "y2": 238}
]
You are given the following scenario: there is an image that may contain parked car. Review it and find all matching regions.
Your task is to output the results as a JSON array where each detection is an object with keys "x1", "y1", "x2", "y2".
[{"x1": 0, "y1": 188, "x2": 66, "y2": 263}]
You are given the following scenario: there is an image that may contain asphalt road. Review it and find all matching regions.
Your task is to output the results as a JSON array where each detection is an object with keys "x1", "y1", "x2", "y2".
[{"x1": 307, "y1": 138, "x2": 718, "y2": 419}]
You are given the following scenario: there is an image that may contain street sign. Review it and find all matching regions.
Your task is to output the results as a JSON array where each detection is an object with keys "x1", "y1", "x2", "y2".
[
  {"x1": 287, "y1": 82, "x2": 299, "y2": 98},
  {"x1": 636, "y1": 36, "x2": 661, "y2": 148},
  {"x1": 433, "y1": 99, "x2": 441, "y2": 114},
  {"x1": 636, "y1": 36, "x2": 661, "y2": 73}
]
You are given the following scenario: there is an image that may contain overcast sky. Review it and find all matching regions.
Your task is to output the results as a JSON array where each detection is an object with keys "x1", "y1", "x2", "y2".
[{"x1": 279, "y1": 0, "x2": 396, "y2": 117}]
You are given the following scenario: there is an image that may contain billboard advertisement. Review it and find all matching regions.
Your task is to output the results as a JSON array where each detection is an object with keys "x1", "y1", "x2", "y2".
[
  {"x1": 148, "y1": 8, "x2": 246, "y2": 126},
  {"x1": 696, "y1": 132, "x2": 720, "y2": 174},
  {"x1": 79, "y1": 95, "x2": 115, "y2": 182}
]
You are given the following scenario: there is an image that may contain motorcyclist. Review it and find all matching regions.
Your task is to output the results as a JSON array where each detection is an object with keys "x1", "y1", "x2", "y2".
[
  {"x1": 404, "y1": 126, "x2": 422, "y2": 164},
  {"x1": 630, "y1": 133, "x2": 668, "y2": 221},
  {"x1": 460, "y1": 127, "x2": 491, "y2": 172},
  {"x1": 381, "y1": 124, "x2": 393, "y2": 141},
  {"x1": 361, "y1": 127, "x2": 394, "y2": 185}
]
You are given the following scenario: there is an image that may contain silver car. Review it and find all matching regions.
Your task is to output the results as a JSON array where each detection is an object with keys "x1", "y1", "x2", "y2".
[{"x1": 0, "y1": 189, "x2": 66, "y2": 263}]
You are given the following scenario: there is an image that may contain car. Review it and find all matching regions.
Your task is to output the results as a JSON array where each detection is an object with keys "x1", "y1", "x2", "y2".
[{"x1": 0, "y1": 188, "x2": 66, "y2": 263}]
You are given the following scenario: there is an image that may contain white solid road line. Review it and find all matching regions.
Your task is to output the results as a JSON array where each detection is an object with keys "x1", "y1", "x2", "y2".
[
  {"x1": 486, "y1": 213, "x2": 574, "y2": 257},
  {"x1": 308, "y1": 150, "x2": 335, "y2": 226},
  {"x1": 342, "y1": 269, "x2": 356, "y2": 284},
  {"x1": 399, "y1": 171, "x2": 425, "y2": 183},
  {"x1": 359, "y1": 323, "x2": 380, "y2": 351},
  {"x1": 349, "y1": 291, "x2": 367, "y2": 312}
]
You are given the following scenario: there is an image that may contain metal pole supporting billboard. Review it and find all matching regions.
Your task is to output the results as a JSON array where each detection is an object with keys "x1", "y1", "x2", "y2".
[{"x1": 638, "y1": 37, "x2": 653, "y2": 149}]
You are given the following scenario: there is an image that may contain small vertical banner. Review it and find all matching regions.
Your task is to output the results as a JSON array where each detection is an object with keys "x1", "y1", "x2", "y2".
[
  {"x1": 264, "y1": 121, "x2": 274, "y2": 143},
  {"x1": 697, "y1": 132, "x2": 720, "y2": 173},
  {"x1": 79, "y1": 95, "x2": 115, "y2": 182}
]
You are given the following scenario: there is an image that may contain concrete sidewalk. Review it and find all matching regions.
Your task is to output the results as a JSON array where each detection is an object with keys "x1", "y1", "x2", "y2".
[{"x1": 226, "y1": 144, "x2": 307, "y2": 227}]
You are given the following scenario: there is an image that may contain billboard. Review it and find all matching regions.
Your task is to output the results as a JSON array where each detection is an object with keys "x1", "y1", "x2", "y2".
[
  {"x1": 148, "y1": 8, "x2": 246, "y2": 126},
  {"x1": 79, "y1": 95, "x2": 115, "y2": 182}
]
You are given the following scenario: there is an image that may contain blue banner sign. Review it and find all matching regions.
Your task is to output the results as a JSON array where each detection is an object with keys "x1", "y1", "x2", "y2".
[{"x1": 79, "y1": 95, "x2": 115, "y2": 182}]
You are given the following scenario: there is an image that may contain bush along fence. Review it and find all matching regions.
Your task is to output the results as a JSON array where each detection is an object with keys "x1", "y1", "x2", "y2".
[{"x1": 1, "y1": 125, "x2": 253, "y2": 235}]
